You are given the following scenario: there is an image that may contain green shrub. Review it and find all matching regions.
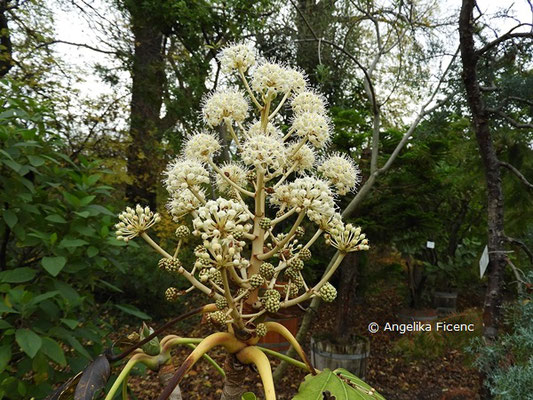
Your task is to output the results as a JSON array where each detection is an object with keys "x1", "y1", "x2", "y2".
[
  {"x1": 466, "y1": 274, "x2": 533, "y2": 399},
  {"x1": 0, "y1": 79, "x2": 130, "y2": 398}
]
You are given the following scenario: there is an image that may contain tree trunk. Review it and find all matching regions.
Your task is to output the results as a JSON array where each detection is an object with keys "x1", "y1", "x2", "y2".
[
  {"x1": 220, "y1": 354, "x2": 247, "y2": 400},
  {"x1": 459, "y1": 0, "x2": 507, "y2": 341},
  {"x1": 0, "y1": 0, "x2": 13, "y2": 77},
  {"x1": 125, "y1": 12, "x2": 166, "y2": 209},
  {"x1": 335, "y1": 253, "x2": 358, "y2": 338}
]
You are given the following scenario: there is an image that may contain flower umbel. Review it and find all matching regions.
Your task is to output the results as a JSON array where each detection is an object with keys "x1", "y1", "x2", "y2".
[
  {"x1": 325, "y1": 223, "x2": 370, "y2": 253},
  {"x1": 115, "y1": 205, "x2": 160, "y2": 241}
]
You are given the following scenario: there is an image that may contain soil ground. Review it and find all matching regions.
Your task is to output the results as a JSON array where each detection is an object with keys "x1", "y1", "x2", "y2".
[{"x1": 124, "y1": 285, "x2": 482, "y2": 400}]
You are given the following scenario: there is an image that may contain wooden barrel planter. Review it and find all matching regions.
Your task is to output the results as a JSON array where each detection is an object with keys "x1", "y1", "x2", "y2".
[
  {"x1": 397, "y1": 308, "x2": 438, "y2": 325},
  {"x1": 310, "y1": 335, "x2": 370, "y2": 379},
  {"x1": 259, "y1": 316, "x2": 300, "y2": 352},
  {"x1": 433, "y1": 291, "x2": 458, "y2": 315}
]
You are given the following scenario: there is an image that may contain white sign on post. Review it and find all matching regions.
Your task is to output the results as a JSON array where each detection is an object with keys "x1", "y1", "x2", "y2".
[
  {"x1": 479, "y1": 245, "x2": 489, "y2": 278},
  {"x1": 426, "y1": 241, "x2": 435, "y2": 249}
]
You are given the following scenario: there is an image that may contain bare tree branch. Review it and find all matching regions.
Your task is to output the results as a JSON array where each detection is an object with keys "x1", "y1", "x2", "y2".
[
  {"x1": 476, "y1": 23, "x2": 533, "y2": 55},
  {"x1": 499, "y1": 161, "x2": 533, "y2": 190},
  {"x1": 505, "y1": 236, "x2": 533, "y2": 264},
  {"x1": 34, "y1": 40, "x2": 118, "y2": 55}
]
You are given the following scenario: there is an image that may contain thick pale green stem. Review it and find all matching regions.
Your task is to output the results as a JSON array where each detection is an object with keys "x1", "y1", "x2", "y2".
[
  {"x1": 236, "y1": 346, "x2": 276, "y2": 400},
  {"x1": 268, "y1": 91, "x2": 291, "y2": 120},
  {"x1": 248, "y1": 169, "x2": 266, "y2": 304},
  {"x1": 222, "y1": 269, "x2": 245, "y2": 329},
  {"x1": 258, "y1": 346, "x2": 311, "y2": 372},
  {"x1": 105, "y1": 354, "x2": 148, "y2": 400},
  {"x1": 263, "y1": 322, "x2": 316, "y2": 375}
]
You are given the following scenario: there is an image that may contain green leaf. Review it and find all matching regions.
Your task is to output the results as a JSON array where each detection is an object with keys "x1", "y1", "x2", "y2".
[
  {"x1": 41, "y1": 257, "x2": 67, "y2": 277},
  {"x1": 86, "y1": 246, "x2": 99, "y2": 257},
  {"x1": 242, "y1": 393, "x2": 257, "y2": 400},
  {"x1": 293, "y1": 369, "x2": 386, "y2": 400},
  {"x1": 45, "y1": 214, "x2": 67, "y2": 224},
  {"x1": 74, "y1": 211, "x2": 90, "y2": 218},
  {"x1": 60, "y1": 318, "x2": 79, "y2": 329},
  {"x1": 0, "y1": 267, "x2": 36, "y2": 283},
  {"x1": 27, "y1": 155, "x2": 45, "y2": 167},
  {"x1": 115, "y1": 304, "x2": 151, "y2": 320},
  {"x1": 98, "y1": 279, "x2": 123, "y2": 293},
  {"x1": 41, "y1": 337, "x2": 66, "y2": 366},
  {"x1": 30, "y1": 290, "x2": 60, "y2": 305},
  {"x1": 3, "y1": 210, "x2": 17, "y2": 229},
  {"x1": 0, "y1": 302, "x2": 18, "y2": 314},
  {"x1": 15, "y1": 329, "x2": 42, "y2": 358},
  {"x1": 0, "y1": 319, "x2": 13, "y2": 329},
  {"x1": 0, "y1": 344, "x2": 11, "y2": 373},
  {"x1": 66, "y1": 335, "x2": 92, "y2": 360},
  {"x1": 59, "y1": 238, "x2": 89, "y2": 248}
]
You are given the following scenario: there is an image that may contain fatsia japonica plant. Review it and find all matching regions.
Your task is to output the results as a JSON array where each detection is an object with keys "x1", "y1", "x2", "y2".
[{"x1": 106, "y1": 44, "x2": 382, "y2": 400}]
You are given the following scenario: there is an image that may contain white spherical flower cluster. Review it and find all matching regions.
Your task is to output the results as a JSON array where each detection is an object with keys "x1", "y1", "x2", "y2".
[
  {"x1": 218, "y1": 44, "x2": 255, "y2": 73},
  {"x1": 272, "y1": 177, "x2": 335, "y2": 224},
  {"x1": 241, "y1": 134, "x2": 286, "y2": 173},
  {"x1": 184, "y1": 133, "x2": 221, "y2": 162},
  {"x1": 215, "y1": 162, "x2": 248, "y2": 194},
  {"x1": 291, "y1": 112, "x2": 331, "y2": 148},
  {"x1": 285, "y1": 68, "x2": 307, "y2": 94},
  {"x1": 192, "y1": 199, "x2": 252, "y2": 267},
  {"x1": 291, "y1": 91, "x2": 326, "y2": 115},
  {"x1": 287, "y1": 142, "x2": 315, "y2": 172},
  {"x1": 318, "y1": 153, "x2": 361, "y2": 195},
  {"x1": 167, "y1": 188, "x2": 206, "y2": 220},
  {"x1": 251, "y1": 63, "x2": 292, "y2": 96},
  {"x1": 115, "y1": 205, "x2": 161, "y2": 242},
  {"x1": 248, "y1": 121, "x2": 282, "y2": 138},
  {"x1": 193, "y1": 198, "x2": 252, "y2": 240},
  {"x1": 325, "y1": 223, "x2": 370, "y2": 253},
  {"x1": 202, "y1": 89, "x2": 248, "y2": 127},
  {"x1": 164, "y1": 159, "x2": 210, "y2": 192}
]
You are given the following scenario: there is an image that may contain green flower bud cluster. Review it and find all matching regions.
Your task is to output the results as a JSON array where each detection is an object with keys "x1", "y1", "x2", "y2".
[
  {"x1": 259, "y1": 262, "x2": 275, "y2": 280},
  {"x1": 175, "y1": 225, "x2": 190, "y2": 239},
  {"x1": 264, "y1": 289, "x2": 281, "y2": 313},
  {"x1": 318, "y1": 282, "x2": 337, "y2": 302},
  {"x1": 259, "y1": 217, "x2": 272, "y2": 230},
  {"x1": 208, "y1": 311, "x2": 228, "y2": 326},
  {"x1": 249, "y1": 274, "x2": 265, "y2": 288},
  {"x1": 298, "y1": 248, "x2": 312, "y2": 261},
  {"x1": 256, "y1": 323, "x2": 268, "y2": 337},
  {"x1": 158, "y1": 258, "x2": 181, "y2": 273},
  {"x1": 165, "y1": 287, "x2": 180, "y2": 302},
  {"x1": 288, "y1": 257, "x2": 304, "y2": 271},
  {"x1": 216, "y1": 297, "x2": 228, "y2": 310}
]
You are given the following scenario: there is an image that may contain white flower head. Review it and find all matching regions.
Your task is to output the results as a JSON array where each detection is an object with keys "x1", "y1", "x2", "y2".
[
  {"x1": 183, "y1": 132, "x2": 221, "y2": 162},
  {"x1": 251, "y1": 62, "x2": 292, "y2": 96},
  {"x1": 167, "y1": 188, "x2": 206, "y2": 220},
  {"x1": 285, "y1": 67, "x2": 307, "y2": 94},
  {"x1": 271, "y1": 177, "x2": 335, "y2": 224},
  {"x1": 115, "y1": 205, "x2": 161, "y2": 241},
  {"x1": 202, "y1": 89, "x2": 248, "y2": 127},
  {"x1": 291, "y1": 90, "x2": 326, "y2": 115},
  {"x1": 318, "y1": 153, "x2": 361, "y2": 195},
  {"x1": 248, "y1": 121, "x2": 283, "y2": 138},
  {"x1": 193, "y1": 198, "x2": 252, "y2": 240},
  {"x1": 292, "y1": 112, "x2": 331, "y2": 148},
  {"x1": 241, "y1": 134, "x2": 286, "y2": 173},
  {"x1": 164, "y1": 158, "x2": 210, "y2": 194},
  {"x1": 218, "y1": 43, "x2": 256, "y2": 73},
  {"x1": 216, "y1": 162, "x2": 248, "y2": 194},
  {"x1": 287, "y1": 142, "x2": 315, "y2": 173},
  {"x1": 325, "y1": 223, "x2": 369, "y2": 253}
]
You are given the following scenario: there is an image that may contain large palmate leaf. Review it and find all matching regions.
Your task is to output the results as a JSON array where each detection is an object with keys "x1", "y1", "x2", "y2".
[{"x1": 293, "y1": 369, "x2": 386, "y2": 400}]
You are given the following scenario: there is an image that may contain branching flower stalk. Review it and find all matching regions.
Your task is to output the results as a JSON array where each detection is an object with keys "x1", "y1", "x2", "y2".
[{"x1": 112, "y1": 43, "x2": 370, "y2": 400}]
